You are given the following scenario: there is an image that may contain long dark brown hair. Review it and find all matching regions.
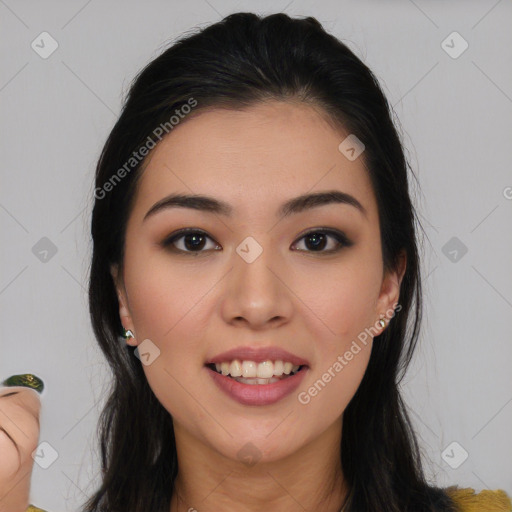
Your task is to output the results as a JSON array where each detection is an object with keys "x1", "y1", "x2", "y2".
[{"x1": 85, "y1": 12, "x2": 457, "y2": 512}]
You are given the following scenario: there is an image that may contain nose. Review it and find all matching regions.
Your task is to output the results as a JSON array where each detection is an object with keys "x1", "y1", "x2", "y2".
[{"x1": 220, "y1": 243, "x2": 294, "y2": 330}]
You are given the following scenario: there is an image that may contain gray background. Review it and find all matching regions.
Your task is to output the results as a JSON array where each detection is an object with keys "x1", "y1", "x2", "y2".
[{"x1": 1, "y1": 0, "x2": 511, "y2": 510}]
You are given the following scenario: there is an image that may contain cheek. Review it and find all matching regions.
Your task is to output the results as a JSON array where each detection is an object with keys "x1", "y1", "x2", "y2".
[
  {"x1": 293, "y1": 323, "x2": 373, "y2": 445},
  {"x1": 294, "y1": 255, "x2": 382, "y2": 343},
  {"x1": 124, "y1": 246, "x2": 212, "y2": 343},
  {"x1": 290, "y1": 251, "x2": 381, "y2": 412},
  {"x1": 122, "y1": 251, "x2": 214, "y2": 421}
]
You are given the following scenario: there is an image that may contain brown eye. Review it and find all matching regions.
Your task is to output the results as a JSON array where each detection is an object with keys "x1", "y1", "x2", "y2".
[
  {"x1": 292, "y1": 229, "x2": 353, "y2": 254},
  {"x1": 162, "y1": 229, "x2": 220, "y2": 253}
]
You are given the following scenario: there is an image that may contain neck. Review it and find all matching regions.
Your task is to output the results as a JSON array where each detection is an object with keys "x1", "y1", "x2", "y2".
[{"x1": 169, "y1": 418, "x2": 347, "y2": 512}]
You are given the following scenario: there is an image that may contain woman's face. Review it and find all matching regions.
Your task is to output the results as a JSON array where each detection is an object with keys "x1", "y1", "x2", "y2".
[{"x1": 112, "y1": 101, "x2": 404, "y2": 464}]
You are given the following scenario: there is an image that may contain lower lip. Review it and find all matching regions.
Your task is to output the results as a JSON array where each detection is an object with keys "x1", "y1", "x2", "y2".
[{"x1": 206, "y1": 365, "x2": 309, "y2": 406}]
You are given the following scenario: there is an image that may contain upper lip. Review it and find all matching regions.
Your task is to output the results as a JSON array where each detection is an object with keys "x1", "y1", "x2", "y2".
[{"x1": 205, "y1": 346, "x2": 310, "y2": 367}]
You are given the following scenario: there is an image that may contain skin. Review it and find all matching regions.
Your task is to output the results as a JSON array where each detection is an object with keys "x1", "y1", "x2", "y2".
[
  {"x1": 0, "y1": 387, "x2": 40, "y2": 512},
  {"x1": 111, "y1": 101, "x2": 406, "y2": 512}
]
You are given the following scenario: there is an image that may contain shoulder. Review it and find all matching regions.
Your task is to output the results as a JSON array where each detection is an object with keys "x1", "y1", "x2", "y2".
[
  {"x1": 445, "y1": 486, "x2": 512, "y2": 511},
  {"x1": 26, "y1": 505, "x2": 49, "y2": 512}
]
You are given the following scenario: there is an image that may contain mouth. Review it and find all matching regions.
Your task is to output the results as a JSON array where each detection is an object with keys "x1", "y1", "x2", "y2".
[
  {"x1": 205, "y1": 361, "x2": 308, "y2": 385},
  {"x1": 204, "y1": 346, "x2": 311, "y2": 405},
  {"x1": 204, "y1": 361, "x2": 309, "y2": 406}
]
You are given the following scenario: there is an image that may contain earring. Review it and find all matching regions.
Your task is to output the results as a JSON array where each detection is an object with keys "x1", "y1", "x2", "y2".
[
  {"x1": 378, "y1": 317, "x2": 387, "y2": 330},
  {"x1": 122, "y1": 327, "x2": 134, "y2": 339}
]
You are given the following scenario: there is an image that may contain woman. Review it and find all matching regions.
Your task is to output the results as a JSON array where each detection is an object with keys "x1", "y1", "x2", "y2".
[{"x1": 2, "y1": 12, "x2": 510, "y2": 512}]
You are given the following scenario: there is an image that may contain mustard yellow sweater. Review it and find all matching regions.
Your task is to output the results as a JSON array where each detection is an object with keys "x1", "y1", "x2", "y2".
[
  {"x1": 25, "y1": 487, "x2": 512, "y2": 512},
  {"x1": 445, "y1": 487, "x2": 512, "y2": 511}
]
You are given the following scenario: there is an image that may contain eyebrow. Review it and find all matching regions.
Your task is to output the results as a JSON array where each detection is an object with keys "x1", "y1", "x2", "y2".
[{"x1": 143, "y1": 189, "x2": 367, "y2": 222}]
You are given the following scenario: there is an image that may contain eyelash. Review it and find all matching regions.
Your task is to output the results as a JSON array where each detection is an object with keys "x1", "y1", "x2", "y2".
[{"x1": 161, "y1": 228, "x2": 353, "y2": 255}]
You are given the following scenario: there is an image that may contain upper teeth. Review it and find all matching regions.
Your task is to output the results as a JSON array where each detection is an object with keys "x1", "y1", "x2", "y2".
[{"x1": 214, "y1": 360, "x2": 301, "y2": 378}]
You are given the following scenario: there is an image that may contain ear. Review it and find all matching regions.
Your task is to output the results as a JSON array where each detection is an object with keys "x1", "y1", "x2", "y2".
[
  {"x1": 375, "y1": 249, "x2": 407, "y2": 322},
  {"x1": 110, "y1": 264, "x2": 138, "y2": 346}
]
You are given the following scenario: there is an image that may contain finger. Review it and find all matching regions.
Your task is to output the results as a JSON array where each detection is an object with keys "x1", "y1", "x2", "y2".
[
  {"x1": 0, "y1": 425, "x2": 21, "y2": 478},
  {"x1": 0, "y1": 387, "x2": 41, "y2": 423},
  {"x1": 0, "y1": 388, "x2": 41, "y2": 463}
]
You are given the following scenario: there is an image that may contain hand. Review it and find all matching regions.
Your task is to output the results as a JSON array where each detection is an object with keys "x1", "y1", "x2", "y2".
[{"x1": 0, "y1": 386, "x2": 41, "y2": 512}]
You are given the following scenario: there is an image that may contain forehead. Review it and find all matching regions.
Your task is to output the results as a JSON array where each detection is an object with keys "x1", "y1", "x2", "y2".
[{"x1": 132, "y1": 101, "x2": 377, "y2": 221}]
